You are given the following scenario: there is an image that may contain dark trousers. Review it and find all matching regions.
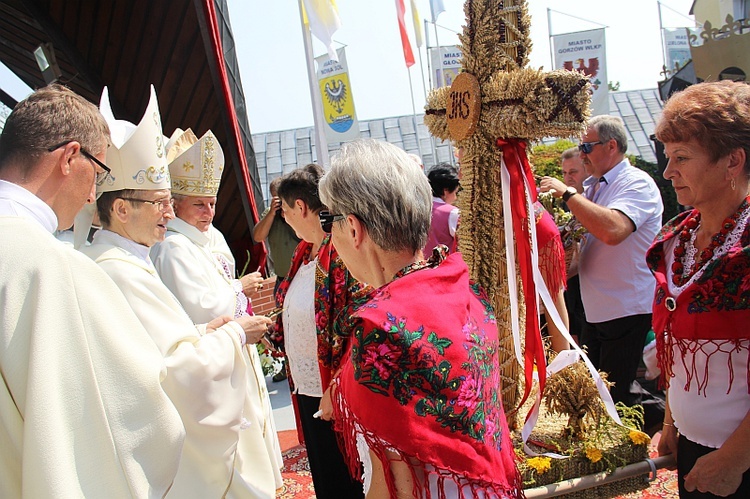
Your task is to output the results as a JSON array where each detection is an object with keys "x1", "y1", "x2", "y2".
[
  {"x1": 580, "y1": 313, "x2": 651, "y2": 406},
  {"x1": 678, "y1": 435, "x2": 750, "y2": 498},
  {"x1": 296, "y1": 394, "x2": 364, "y2": 499},
  {"x1": 563, "y1": 275, "x2": 586, "y2": 340}
]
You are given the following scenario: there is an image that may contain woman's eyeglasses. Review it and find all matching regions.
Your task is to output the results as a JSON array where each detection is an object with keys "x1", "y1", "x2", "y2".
[
  {"x1": 578, "y1": 141, "x2": 604, "y2": 154},
  {"x1": 319, "y1": 210, "x2": 346, "y2": 232}
]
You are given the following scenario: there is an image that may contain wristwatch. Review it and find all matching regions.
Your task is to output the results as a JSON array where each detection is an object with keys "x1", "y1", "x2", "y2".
[{"x1": 562, "y1": 186, "x2": 578, "y2": 202}]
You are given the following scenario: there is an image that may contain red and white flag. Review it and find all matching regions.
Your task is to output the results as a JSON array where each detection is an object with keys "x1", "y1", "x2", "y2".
[{"x1": 395, "y1": 0, "x2": 415, "y2": 67}]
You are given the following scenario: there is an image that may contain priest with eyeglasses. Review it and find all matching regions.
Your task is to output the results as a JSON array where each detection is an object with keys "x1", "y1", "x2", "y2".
[{"x1": 80, "y1": 86, "x2": 277, "y2": 498}]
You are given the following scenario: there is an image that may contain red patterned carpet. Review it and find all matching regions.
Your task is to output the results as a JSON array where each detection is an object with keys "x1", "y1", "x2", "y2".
[{"x1": 275, "y1": 431, "x2": 678, "y2": 498}]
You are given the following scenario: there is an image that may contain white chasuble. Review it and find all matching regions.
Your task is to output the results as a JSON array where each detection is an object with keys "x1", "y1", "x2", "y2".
[
  {"x1": 0, "y1": 218, "x2": 184, "y2": 499},
  {"x1": 84, "y1": 231, "x2": 277, "y2": 498},
  {"x1": 152, "y1": 219, "x2": 284, "y2": 490}
]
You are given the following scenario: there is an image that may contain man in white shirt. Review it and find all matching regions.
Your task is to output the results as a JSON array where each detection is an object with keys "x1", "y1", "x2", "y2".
[
  {"x1": 83, "y1": 87, "x2": 278, "y2": 498},
  {"x1": 0, "y1": 84, "x2": 185, "y2": 498},
  {"x1": 541, "y1": 115, "x2": 663, "y2": 406}
]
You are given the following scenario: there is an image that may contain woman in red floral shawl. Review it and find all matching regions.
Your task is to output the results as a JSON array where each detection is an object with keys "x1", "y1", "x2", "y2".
[
  {"x1": 649, "y1": 80, "x2": 750, "y2": 498},
  {"x1": 274, "y1": 164, "x2": 366, "y2": 498},
  {"x1": 319, "y1": 139, "x2": 522, "y2": 498}
]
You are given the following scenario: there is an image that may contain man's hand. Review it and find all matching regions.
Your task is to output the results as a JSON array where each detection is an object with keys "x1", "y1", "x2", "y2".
[
  {"x1": 251, "y1": 197, "x2": 282, "y2": 243},
  {"x1": 240, "y1": 271, "x2": 264, "y2": 295},
  {"x1": 235, "y1": 315, "x2": 272, "y2": 344},
  {"x1": 539, "y1": 176, "x2": 568, "y2": 198},
  {"x1": 206, "y1": 315, "x2": 233, "y2": 333},
  {"x1": 268, "y1": 196, "x2": 281, "y2": 216},
  {"x1": 684, "y1": 447, "x2": 744, "y2": 496}
]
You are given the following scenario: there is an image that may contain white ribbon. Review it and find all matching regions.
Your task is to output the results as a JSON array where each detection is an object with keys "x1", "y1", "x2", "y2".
[{"x1": 498, "y1": 156, "x2": 622, "y2": 458}]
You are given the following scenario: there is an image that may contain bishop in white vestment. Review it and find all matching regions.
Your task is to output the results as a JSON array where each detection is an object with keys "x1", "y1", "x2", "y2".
[
  {"x1": 152, "y1": 128, "x2": 284, "y2": 489},
  {"x1": 82, "y1": 87, "x2": 278, "y2": 498}
]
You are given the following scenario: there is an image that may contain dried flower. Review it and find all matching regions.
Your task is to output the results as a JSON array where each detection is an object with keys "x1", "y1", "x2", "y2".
[
  {"x1": 526, "y1": 457, "x2": 552, "y2": 474},
  {"x1": 629, "y1": 430, "x2": 651, "y2": 446},
  {"x1": 585, "y1": 447, "x2": 603, "y2": 463}
]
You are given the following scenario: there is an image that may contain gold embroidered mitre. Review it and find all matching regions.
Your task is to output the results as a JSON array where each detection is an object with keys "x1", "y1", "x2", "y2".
[
  {"x1": 97, "y1": 84, "x2": 170, "y2": 193},
  {"x1": 166, "y1": 128, "x2": 224, "y2": 197}
]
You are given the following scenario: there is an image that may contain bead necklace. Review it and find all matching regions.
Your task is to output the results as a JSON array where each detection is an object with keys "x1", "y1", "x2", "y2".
[{"x1": 671, "y1": 197, "x2": 750, "y2": 287}]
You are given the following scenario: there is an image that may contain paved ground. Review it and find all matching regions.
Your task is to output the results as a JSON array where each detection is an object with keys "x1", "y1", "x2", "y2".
[{"x1": 267, "y1": 375, "x2": 296, "y2": 432}]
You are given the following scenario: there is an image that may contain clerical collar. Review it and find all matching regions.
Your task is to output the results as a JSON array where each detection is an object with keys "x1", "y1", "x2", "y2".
[
  {"x1": 0, "y1": 179, "x2": 58, "y2": 233},
  {"x1": 93, "y1": 229, "x2": 154, "y2": 267},
  {"x1": 167, "y1": 216, "x2": 210, "y2": 246}
]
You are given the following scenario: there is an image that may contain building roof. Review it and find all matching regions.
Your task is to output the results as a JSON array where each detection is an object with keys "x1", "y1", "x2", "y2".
[{"x1": 251, "y1": 87, "x2": 663, "y2": 204}]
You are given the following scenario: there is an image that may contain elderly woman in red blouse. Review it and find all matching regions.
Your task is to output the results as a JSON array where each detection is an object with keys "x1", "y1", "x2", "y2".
[{"x1": 649, "y1": 80, "x2": 750, "y2": 498}]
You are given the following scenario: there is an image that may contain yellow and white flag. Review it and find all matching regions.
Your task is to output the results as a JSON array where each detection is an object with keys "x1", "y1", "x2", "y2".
[
  {"x1": 302, "y1": 0, "x2": 342, "y2": 61},
  {"x1": 316, "y1": 48, "x2": 360, "y2": 142},
  {"x1": 410, "y1": 0, "x2": 423, "y2": 48}
]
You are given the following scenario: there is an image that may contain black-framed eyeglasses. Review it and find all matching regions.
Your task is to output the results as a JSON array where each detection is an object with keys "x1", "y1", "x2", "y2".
[
  {"x1": 119, "y1": 197, "x2": 174, "y2": 212},
  {"x1": 47, "y1": 140, "x2": 111, "y2": 184},
  {"x1": 578, "y1": 141, "x2": 604, "y2": 154},
  {"x1": 319, "y1": 210, "x2": 346, "y2": 233}
]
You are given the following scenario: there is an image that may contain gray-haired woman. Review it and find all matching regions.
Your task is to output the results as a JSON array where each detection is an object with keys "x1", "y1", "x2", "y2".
[{"x1": 319, "y1": 139, "x2": 522, "y2": 498}]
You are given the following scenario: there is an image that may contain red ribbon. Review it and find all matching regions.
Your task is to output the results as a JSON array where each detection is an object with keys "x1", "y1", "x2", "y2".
[{"x1": 495, "y1": 138, "x2": 547, "y2": 411}]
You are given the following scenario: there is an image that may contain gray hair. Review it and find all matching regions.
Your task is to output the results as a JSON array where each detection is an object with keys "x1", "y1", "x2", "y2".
[
  {"x1": 319, "y1": 139, "x2": 432, "y2": 254},
  {"x1": 587, "y1": 115, "x2": 628, "y2": 154}
]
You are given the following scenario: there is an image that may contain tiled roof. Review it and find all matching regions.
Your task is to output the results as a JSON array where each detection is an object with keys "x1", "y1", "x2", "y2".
[{"x1": 250, "y1": 88, "x2": 663, "y2": 204}]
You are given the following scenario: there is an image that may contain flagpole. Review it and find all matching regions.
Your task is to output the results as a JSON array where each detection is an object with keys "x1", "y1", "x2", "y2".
[
  {"x1": 298, "y1": 0, "x2": 330, "y2": 167},
  {"x1": 434, "y1": 22, "x2": 444, "y2": 87},
  {"x1": 423, "y1": 20, "x2": 437, "y2": 167},
  {"x1": 406, "y1": 67, "x2": 425, "y2": 163},
  {"x1": 547, "y1": 7, "x2": 554, "y2": 70},
  {"x1": 657, "y1": 1, "x2": 668, "y2": 75}
]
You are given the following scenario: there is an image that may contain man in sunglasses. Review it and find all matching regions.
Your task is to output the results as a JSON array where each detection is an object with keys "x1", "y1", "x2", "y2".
[
  {"x1": 0, "y1": 85, "x2": 186, "y2": 496},
  {"x1": 540, "y1": 115, "x2": 663, "y2": 409}
]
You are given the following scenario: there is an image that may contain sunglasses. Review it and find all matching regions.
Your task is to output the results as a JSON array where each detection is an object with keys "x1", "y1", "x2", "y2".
[
  {"x1": 578, "y1": 141, "x2": 604, "y2": 154},
  {"x1": 47, "y1": 140, "x2": 111, "y2": 184},
  {"x1": 319, "y1": 210, "x2": 346, "y2": 233}
]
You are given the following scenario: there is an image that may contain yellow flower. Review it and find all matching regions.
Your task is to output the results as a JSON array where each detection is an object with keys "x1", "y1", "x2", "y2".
[
  {"x1": 526, "y1": 457, "x2": 551, "y2": 474},
  {"x1": 585, "y1": 447, "x2": 602, "y2": 463},
  {"x1": 628, "y1": 430, "x2": 651, "y2": 446}
]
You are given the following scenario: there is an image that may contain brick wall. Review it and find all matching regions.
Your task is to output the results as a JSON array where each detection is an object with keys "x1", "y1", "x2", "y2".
[{"x1": 251, "y1": 276, "x2": 278, "y2": 316}]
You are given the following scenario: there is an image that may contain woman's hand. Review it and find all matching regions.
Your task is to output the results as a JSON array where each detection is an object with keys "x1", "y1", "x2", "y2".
[
  {"x1": 319, "y1": 384, "x2": 335, "y2": 421},
  {"x1": 657, "y1": 424, "x2": 679, "y2": 470}
]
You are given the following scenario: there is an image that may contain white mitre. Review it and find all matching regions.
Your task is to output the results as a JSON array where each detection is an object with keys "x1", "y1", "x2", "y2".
[
  {"x1": 167, "y1": 128, "x2": 224, "y2": 197},
  {"x1": 97, "y1": 84, "x2": 170, "y2": 194}
]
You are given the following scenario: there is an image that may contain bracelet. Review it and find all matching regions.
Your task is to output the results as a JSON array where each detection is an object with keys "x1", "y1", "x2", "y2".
[{"x1": 663, "y1": 422, "x2": 675, "y2": 427}]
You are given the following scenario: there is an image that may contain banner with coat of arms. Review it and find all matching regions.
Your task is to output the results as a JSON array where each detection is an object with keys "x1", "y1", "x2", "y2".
[
  {"x1": 552, "y1": 28, "x2": 608, "y2": 117},
  {"x1": 315, "y1": 47, "x2": 360, "y2": 143},
  {"x1": 429, "y1": 45, "x2": 463, "y2": 88}
]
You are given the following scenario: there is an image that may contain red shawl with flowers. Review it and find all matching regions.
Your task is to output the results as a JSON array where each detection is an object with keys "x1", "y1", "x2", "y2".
[
  {"x1": 646, "y1": 200, "x2": 750, "y2": 393},
  {"x1": 332, "y1": 251, "x2": 522, "y2": 498},
  {"x1": 274, "y1": 234, "x2": 365, "y2": 390}
]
